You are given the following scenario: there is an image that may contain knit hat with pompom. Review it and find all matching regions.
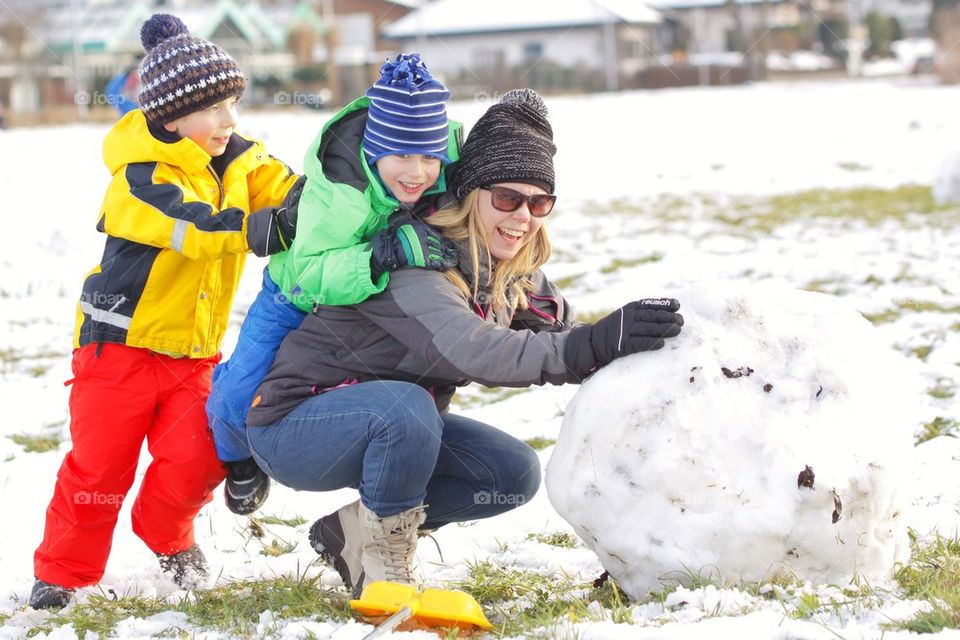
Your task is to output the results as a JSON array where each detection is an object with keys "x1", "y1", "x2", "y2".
[
  {"x1": 363, "y1": 53, "x2": 451, "y2": 165},
  {"x1": 449, "y1": 89, "x2": 556, "y2": 199},
  {"x1": 137, "y1": 13, "x2": 246, "y2": 124}
]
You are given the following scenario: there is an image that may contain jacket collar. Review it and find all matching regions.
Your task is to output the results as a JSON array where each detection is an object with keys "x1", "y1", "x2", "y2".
[
  {"x1": 103, "y1": 110, "x2": 253, "y2": 176},
  {"x1": 452, "y1": 238, "x2": 526, "y2": 325}
]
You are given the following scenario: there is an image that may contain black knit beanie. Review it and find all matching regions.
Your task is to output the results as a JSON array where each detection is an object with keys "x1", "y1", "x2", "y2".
[
  {"x1": 137, "y1": 14, "x2": 247, "y2": 124},
  {"x1": 450, "y1": 89, "x2": 556, "y2": 199}
]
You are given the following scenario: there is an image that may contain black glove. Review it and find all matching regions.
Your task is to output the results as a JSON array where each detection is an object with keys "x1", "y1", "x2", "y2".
[
  {"x1": 564, "y1": 298, "x2": 684, "y2": 378},
  {"x1": 244, "y1": 175, "x2": 305, "y2": 257},
  {"x1": 370, "y1": 212, "x2": 459, "y2": 281},
  {"x1": 224, "y1": 457, "x2": 271, "y2": 515},
  {"x1": 276, "y1": 175, "x2": 306, "y2": 249}
]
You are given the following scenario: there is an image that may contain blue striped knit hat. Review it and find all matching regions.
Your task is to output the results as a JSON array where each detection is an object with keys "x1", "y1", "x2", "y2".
[
  {"x1": 363, "y1": 53, "x2": 451, "y2": 165},
  {"x1": 137, "y1": 14, "x2": 246, "y2": 124}
]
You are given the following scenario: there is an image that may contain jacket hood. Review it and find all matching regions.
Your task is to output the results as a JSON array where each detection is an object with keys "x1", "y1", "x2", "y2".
[
  {"x1": 303, "y1": 97, "x2": 397, "y2": 212},
  {"x1": 103, "y1": 109, "x2": 213, "y2": 175}
]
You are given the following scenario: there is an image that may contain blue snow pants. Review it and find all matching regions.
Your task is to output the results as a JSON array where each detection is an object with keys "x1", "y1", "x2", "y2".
[{"x1": 207, "y1": 268, "x2": 306, "y2": 462}]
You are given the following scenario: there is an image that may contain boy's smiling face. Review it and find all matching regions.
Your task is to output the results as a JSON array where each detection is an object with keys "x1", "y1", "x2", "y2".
[
  {"x1": 163, "y1": 96, "x2": 240, "y2": 156},
  {"x1": 375, "y1": 154, "x2": 442, "y2": 204}
]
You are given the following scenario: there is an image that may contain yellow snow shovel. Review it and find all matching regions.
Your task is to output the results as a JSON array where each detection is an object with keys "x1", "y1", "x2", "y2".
[{"x1": 351, "y1": 581, "x2": 492, "y2": 637}]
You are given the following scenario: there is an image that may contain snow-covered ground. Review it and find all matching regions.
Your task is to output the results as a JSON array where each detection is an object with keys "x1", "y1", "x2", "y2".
[{"x1": 1, "y1": 78, "x2": 959, "y2": 638}]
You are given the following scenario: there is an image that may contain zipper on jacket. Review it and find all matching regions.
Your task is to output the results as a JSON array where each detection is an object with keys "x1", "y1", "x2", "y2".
[
  {"x1": 206, "y1": 166, "x2": 224, "y2": 209},
  {"x1": 107, "y1": 295, "x2": 127, "y2": 313},
  {"x1": 206, "y1": 141, "x2": 260, "y2": 210}
]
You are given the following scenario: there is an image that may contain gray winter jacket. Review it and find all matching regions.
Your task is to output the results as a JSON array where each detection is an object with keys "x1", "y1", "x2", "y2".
[{"x1": 246, "y1": 264, "x2": 579, "y2": 426}]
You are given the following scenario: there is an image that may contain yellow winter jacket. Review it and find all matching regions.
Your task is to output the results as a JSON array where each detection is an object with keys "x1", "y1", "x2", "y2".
[{"x1": 74, "y1": 110, "x2": 297, "y2": 358}]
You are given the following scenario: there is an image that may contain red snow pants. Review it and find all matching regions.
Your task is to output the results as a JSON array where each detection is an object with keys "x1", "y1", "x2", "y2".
[{"x1": 34, "y1": 343, "x2": 227, "y2": 588}]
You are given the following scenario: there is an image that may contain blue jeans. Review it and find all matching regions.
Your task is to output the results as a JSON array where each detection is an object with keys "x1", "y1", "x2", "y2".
[
  {"x1": 246, "y1": 380, "x2": 541, "y2": 527},
  {"x1": 207, "y1": 268, "x2": 306, "y2": 462}
]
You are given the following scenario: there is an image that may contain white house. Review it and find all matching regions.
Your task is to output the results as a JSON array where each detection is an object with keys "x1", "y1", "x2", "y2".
[
  {"x1": 381, "y1": 0, "x2": 663, "y2": 93},
  {"x1": 646, "y1": 0, "x2": 814, "y2": 57}
]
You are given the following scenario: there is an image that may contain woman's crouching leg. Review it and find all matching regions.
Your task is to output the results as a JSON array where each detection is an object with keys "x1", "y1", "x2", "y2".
[
  {"x1": 248, "y1": 380, "x2": 443, "y2": 515},
  {"x1": 422, "y1": 413, "x2": 541, "y2": 529}
]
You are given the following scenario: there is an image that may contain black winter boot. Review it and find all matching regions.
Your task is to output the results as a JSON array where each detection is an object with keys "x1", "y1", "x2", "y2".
[
  {"x1": 157, "y1": 544, "x2": 209, "y2": 589},
  {"x1": 224, "y1": 458, "x2": 270, "y2": 515},
  {"x1": 29, "y1": 578, "x2": 74, "y2": 610},
  {"x1": 309, "y1": 500, "x2": 362, "y2": 590}
]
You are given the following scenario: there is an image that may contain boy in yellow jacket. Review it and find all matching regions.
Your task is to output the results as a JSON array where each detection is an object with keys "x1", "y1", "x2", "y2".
[{"x1": 29, "y1": 13, "x2": 299, "y2": 609}]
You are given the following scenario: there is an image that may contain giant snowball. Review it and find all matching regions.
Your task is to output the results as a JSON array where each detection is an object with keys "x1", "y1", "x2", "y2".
[{"x1": 546, "y1": 281, "x2": 921, "y2": 598}]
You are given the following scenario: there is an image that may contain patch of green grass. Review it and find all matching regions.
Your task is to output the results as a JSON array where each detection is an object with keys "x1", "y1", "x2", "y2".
[
  {"x1": 25, "y1": 363, "x2": 53, "y2": 377},
  {"x1": 587, "y1": 194, "x2": 694, "y2": 223},
  {"x1": 837, "y1": 161, "x2": 871, "y2": 172},
  {"x1": 553, "y1": 273, "x2": 585, "y2": 289},
  {"x1": 803, "y1": 279, "x2": 848, "y2": 295},
  {"x1": 909, "y1": 345, "x2": 934, "y2": 362},
  {"x1": 527, "y1": 531, "x2": 579, "y2": 548},
  {"x1": 916, "y1": 417, "x2": 960, "y2": 444},
  {"x1": 35, "y1": 575, "x2": 352, "y2": 639},
  {"x1": 0, "y1": 347, "x2": 66, "y2": 374},
  {"x1": 523, "y1": 436, "x2": 556, "y2": 451},
  {"x1": 41, "y1": 594, "x2": 176, "y2": 638},
  {"x1": 259, "y1": 539, "x2": 297, "y2": 557},
  {"x1": 453, "y1": 386, "x2": 530, "y2": 410},
  {"x1": 929, "y1": 382, "x2": 956, "y2": 400},
  {"x1": 8, "y1": 432, "x2": 61, "y2": 453},
  {"x1": 574, "y1": 309, "x2": 611, "y2": 325},
  {"x1": 253, "y1": 515, "x2": 307, "y2": 527},
  {"x1": 587, "y1": 580, "x2": 635, "y2": 624},
  {"x1": 600, "y1": 253, "x2": 663, "y2": 274},
  {"x1": 451, "y1": 561, "x2": 609, "y2": 635},
  {"x1": 713, "y1": 185, "x2": 951, "y2": 233},
  {"x1": 862, "y1": 308, "x2": 902, "y2": 325},
  {"x1": 863, "y1": 293, "x2": 960, "y2": 324},
  {"x1": 895, "y1": 299, "x2": 960, "y2": 314},
  {"x1": 892, "y1": 533, "x2": 960, "y2": 632},
  {"x1": 454, "y1": 561, "x2": 557, "y2": 604},
  {"x1": 791, "y1": 591, "x2": 821, "y2": 619}
]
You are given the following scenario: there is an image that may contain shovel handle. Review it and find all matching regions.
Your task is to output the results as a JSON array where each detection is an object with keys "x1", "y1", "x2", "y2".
[{"x1": 362, "y1": 606, "x2": 414, "y2": 639}]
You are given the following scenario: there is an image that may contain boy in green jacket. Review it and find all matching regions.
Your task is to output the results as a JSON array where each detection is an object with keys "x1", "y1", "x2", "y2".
[{"x1": 207, "y1": 53, "x2": 460, "y2": 514}]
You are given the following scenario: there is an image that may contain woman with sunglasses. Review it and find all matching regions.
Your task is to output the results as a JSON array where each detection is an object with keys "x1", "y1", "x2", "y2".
[{"x1": 244, "y1": 90, "x2": 684, "y2": 595}]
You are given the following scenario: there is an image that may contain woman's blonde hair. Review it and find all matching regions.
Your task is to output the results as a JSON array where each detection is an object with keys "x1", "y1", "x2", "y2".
[{"x1": 429, "y1": 188, "x2": 551, "y2": 316}]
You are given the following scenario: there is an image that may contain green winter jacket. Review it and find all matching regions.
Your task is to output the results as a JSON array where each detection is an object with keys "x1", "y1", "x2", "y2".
[{"x1": 267, "y1": 96, "x2": 462, "y2": 312}]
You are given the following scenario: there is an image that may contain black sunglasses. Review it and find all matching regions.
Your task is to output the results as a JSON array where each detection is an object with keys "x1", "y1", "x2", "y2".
[{"x1": 481, "y1": 185, "x2": 557, "y2": 217}]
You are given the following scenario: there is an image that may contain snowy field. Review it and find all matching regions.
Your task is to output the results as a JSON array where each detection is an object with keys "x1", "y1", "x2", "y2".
[{"x1": 1, "y1": 78, "x2": 959, "y2": 638}]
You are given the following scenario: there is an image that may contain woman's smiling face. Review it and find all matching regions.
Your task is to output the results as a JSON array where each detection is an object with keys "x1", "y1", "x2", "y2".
[{"x1": 477, "y1": 182, "x2": 546, "y2": 261}]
